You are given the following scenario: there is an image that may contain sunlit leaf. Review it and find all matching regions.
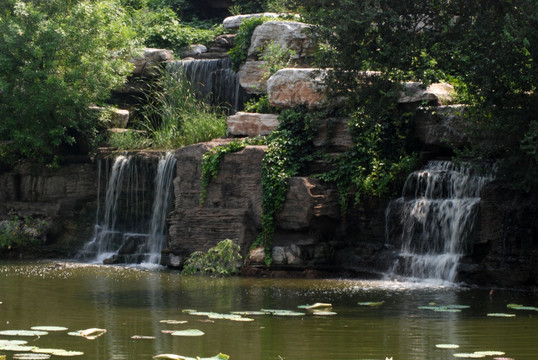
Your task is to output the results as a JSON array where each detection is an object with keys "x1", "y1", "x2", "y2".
[
  {"x1": 473, "y1": 351, "x2": 505, "y2": 356},
  {"x1": 312, "y1": 311, "x2": 337, "y2": 316},
  {"x1": 170, "y1": 329, "x2": 205, "y2": 337},
  {"x1": 131, "y1": 335, "x2": 156, "y2": 340},
  {"x1": 0, "y1": 330, "x2": 48, "y2": 337},
  {"x1": 358, "y1": 302, "x2": 384, "y2": 307},
  {"x1": 159, "y1": 320, "x2": 188, "y2": 325},
  {"x1": 30, "y1": 326, "x2": 68, "y2": 332},
  {"x1": 436, "y1": 344, "x2": 460, "y2": 349},
  {"x1": 304, "y1": 303, "x2": 332, "y2": 310},
  {"x1": 486, "y1": 313, "x2": 516, "y2": 318},
  {"x1": 0, "y1": 340, "x2": 28, "y2": 346},
  {"x1": 453, "y1": 353, "x2": 486, "y2": 358},
  {"x1": 12, "y1": 354, "x2": 51, "y2": 360},
  {"x1": 230, "y1": 311, "x2": 266, "y2": 316},
  {"x1": 261, "y1": 309, "x2": 306, "y2": 316},
  {"x1": 67, "y1": 328, "x2": 106, "y2": 340}
]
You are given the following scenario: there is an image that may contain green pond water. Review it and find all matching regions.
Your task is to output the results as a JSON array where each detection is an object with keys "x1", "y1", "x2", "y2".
[{"x1": 1, "y1": 261, "x2": 537, "y2": 360}]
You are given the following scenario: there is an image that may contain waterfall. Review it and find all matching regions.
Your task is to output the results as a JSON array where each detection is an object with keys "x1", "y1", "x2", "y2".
[
  {"x1": 386, "y1": 160, "x2": 494, "y2": 282},
  {"x1": 166, "y1": 58, "x2": 246, "y2": 113},
  {"x1": 78, "y1": 152, "x2": 176, "y2": 266}
]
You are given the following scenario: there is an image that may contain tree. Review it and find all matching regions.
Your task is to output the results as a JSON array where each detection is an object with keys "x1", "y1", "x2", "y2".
[
  {"x1": 0, "y1": 0, "x2": 137, "y2": 165},
  {"x1": 292, "y1": 0, "x2": 538, "y2": 190}
]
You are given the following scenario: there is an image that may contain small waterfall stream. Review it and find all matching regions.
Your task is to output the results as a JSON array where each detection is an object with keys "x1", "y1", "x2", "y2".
[
  {"x1": 386, "y1": 160, "x2": 494, "y2": 282},
  {"x1": 166, "y1": 58, "x2": 246, "y2": 113},
  {"x1": 78, "y1": 152, "x2": 176, "y2": 266}
]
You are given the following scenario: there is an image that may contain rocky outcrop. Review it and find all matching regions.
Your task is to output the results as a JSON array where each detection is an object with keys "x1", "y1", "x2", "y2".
[
  {"x1": 0, "y1": 159, "x2": 98, "y2": 255},
  {"x1": 248, "y1": 21, "x2": 315, "y2": 62},
  {"x1": 227, "y1": 112, "x2": 279, "y2": 137},
  {"x1": 459, "y1": 183, "x2": 538, "y2": 287},
  {"x1": 223, "y1": 13, "x2": 281, "y2": 30},
  {"x1": 399, "y1": 82, "x2": 456, "y2": 105},
  {"x1": 89, "y1": 106, "x2": 130, "y2": 128},
  {"x1": 414, "y1": 105, "x2": 469, "y2": 149},
  {"x1": 267, "y1": 68, "x2": 326, "y2": 109},
  {"x1": 130, "y1": 48, "x2": 174, "y2": 78}
]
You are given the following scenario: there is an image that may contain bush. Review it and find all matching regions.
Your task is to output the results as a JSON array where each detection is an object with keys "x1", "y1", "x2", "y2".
[
  {"x1": 0, "y1": 0, "x2": 136, "y2": 165},
  {"x1": 182, "y1": 239, "x2": 243, "y2": 276},
  {"x1": 228, "y1": 16, "x2": 266, "y2": 71},
  {"x1": 0, "y1": 215, "x2": 49, "y2": 251}
]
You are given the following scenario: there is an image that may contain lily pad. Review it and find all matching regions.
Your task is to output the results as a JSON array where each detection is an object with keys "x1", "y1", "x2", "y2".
[
  {"x1": 261, "y1": 309, "x2": 305, "y2": 316},
  {"x1": 304, "y1": 303, "x2": 332, "y2": 310},
  {"x1": 30, "y1": 326, "x2": 68, "y2": 332},
  {"x1": 230, "y1": 311, "x2": 266, "y2": 316},
  {"x1": 170, "y1": 329, "x2": 205, "y2": 337},
  {"x1": 182, "y1": 309, "x2": 197, "y2": 313},
  {"x1": 358, "y1": 302, "x2": 384, "y2": 307},
  {"x1": 312, "y1": 311, "x2": 337, "y2": 316},
  {"x1": 0, "y1": 345, "x2": 35, "y2": 352},
  {"x1": 0, "y1": 330, "x2": 48, "y2": 337},
  {"x1": 436, "y1": 344, "x2": 460, "y2": 349},
  {"x1": 153, "y1": 355, "x2": 186, "y2": 360},
  {"x1": 13, "y1": 354, "x2": 51, "y2": 360},
  {"x1": 48, "y1": 350, "x2": 84, "y2": 357},
  {"x1": 473, "y1": 351, "x2": 505, "y2": 356},
  {"x1": 506, "y1": 304, "x2": 538, "y2": 311},
  {"x1": 67, "y1": 328, "x2": 106, "y2": 340},
  {"x1": 453, "y1": 353, "x2": 486, "y2": 358},
  {"x1": 486, "y1": 313, "x2": 516, "y2": 318},
  {"x1": 0, "y1": 340, "x2": 28, "y2": 346},
  {"x1": 159, "y1": 320, "x2": 188, "y2": 325},
  {"x1": 131, "y1": 335, "x2": 156, "y2": 340}
]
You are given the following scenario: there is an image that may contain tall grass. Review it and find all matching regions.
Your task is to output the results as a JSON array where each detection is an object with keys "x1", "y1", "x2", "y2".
[{"x1": 108, "y1": 68, "x2": 226, "y2": 150}]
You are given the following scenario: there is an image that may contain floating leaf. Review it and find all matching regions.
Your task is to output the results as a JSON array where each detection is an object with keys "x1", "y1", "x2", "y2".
[
  {"x1": 474, "y1": 351, "x2": 505, "y2": 356},
  {"x1": 486, "y1": 313, "x2": 516, "y2": 318},
  {"x1": 153, "y1": 355, "x2": 186, "y2": 360},
  {"x1": 436, "y1": 344, "x2": 460, "y2": 349},
  {"x1": 434, "y1": 308, "x2": 461, "y2": 313},
  {"x1": 506, "y1": 304, "x2": 538, "y2": 311},
  {"x1": 170, "y1": 329, "x2": 205, "y2": 337},
  {"x1": 0, "y1": 345, "x2": 35, "y2": 352},
  {"x1": 131, "y1": 335, "x2": 156, "y2": 340},
  {"x1": 261, "y1": 309, "x2": 305, "y2": 316},
  {"x1": 182, "y1": 309, "x2": 196, "y2": 313},
  {"x1": 419, "y1": 305, "x2": 469, "y2": 312},
  {"x1": 453, "y1": 353, "x2": 486, "y2": 358},
  {"x1": 230, "y1": 311, "x2": 266, "y2": 316},
  {"x1": 0, "y1": 340, "x2": 28, "y2": 346},
  {"x1": 30, "y1": 326, "x2": 68, "y2": 332},
  {"x1": 358, "y1": 302, "x2": 384, "y2": 307},
  {"x1": 47, "y1": 350, "x2": 84, "y2": 357},
  {"x1": 159, "y1": 320, "x2": 188, "y2": 325},
  {"x1": 312, "y1": 311, "x2": 337, "y2": 316},
  {"x1": 207, "y1": 313, "x2": 253, "y2": 322},
  {"x1": 304, "y1": 303, "x2": 332, "y2": 310},
  {"x1": 67, "y1": 328, "x2": 106, "y2": 340},
  {"x1": 0, "y1": 330, "x2": 48, "y2": 337},
  {"x1": 13, "y1": 354, "x2": 51, "y2": 360}
]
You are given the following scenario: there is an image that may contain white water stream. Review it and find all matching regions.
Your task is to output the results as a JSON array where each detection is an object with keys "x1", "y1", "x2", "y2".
[{"x1": 386, "y1": 160, "x2": 494, "y2": 282}]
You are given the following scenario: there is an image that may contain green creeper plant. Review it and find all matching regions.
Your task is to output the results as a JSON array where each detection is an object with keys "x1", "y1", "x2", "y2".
[{"x1": 182, "y1": 239, "x2": 243, "y2": 276}]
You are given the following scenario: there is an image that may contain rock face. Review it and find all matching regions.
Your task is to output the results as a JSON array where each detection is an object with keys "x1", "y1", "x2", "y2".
[
  {"x1": 165, "y1": 142, "x2": 343, "y2": 269},
  {"x1": 459, "y1": 183, "x2": 538, "y2": 287},
  {"x1": 0, "y1": 159, "x2": 98, "y2": 254},
  {"x1": 399, "y1": 82, "x2": 456, "y2": 105},
  {"x1": 226, "y1": 112, "x2": 279, "y2": 137},
  {"x1": 130, "y1": 48, "x2": 174, "y2": 78},
  {"x1": 414, "y1": 105, "x2": 469, "y2": 149},
  {"x1": 267, "y1": 68, "x2": 326, "y2": 109},
  {"x1": 248, "y1": 21, "x2": 315, "y2": 62}
]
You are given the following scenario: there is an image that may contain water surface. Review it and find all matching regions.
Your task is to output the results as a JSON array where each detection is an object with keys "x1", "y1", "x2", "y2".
[{"x1": 1, "y1": 262, "x2": 536, "y2": 360}]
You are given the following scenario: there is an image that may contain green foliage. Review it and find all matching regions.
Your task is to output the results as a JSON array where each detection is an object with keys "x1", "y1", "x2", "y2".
[
  {"x1": 107, "y1": 130, "x2": 150, "y2": 150},
  {"x1": 228, "y1": 16, "x2": 267, "y2": 71},
  {"x1": 230, "y1": 0, "x2": 294, "y2": 13},
  {"x1": 255, "y1": 107, "x2": 317, "y2": 261},
  {"x1": 137, "y1": 69, "x2": 227, "y2": 149},
  {"x1": 0, "y1": 215, "x2": 49, "y2": 251},
  {"x1": 182, "y1": 239, "x2": 243, "y2": 276},
  {"x1": 259, "y1": 40, "x2": 296, "y2": 80},
  {"x1": 294, "y1": 0, "x2": 538, "y2": 190},
  {"x1": 0, "y1": 0, "x2": 137, "y2": 165},
  {"x1": 243, "y1": 95, "x2": 279, "y2": 114},
  {"x1": 199, "y1": 136, "x2": 266, "y2": 205},
  {"x1": 130, "y1": 7, "x2": 224, "y2": 50}
]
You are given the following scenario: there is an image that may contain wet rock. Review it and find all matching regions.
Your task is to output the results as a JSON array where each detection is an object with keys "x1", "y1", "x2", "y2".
[{"x1": 398, "y1": 82, "x2": 456, "y2": 105}]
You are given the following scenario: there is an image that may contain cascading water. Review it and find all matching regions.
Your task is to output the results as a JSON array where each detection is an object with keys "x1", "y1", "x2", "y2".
[
  {"x1": 166, "y1": 58, "x2": 246, "y2": 113},
  {"x1": 78, "y1": 152, "x2": 176, "y2": 266},
  {"x1": 385, "y1": 160, "x2": 494, "y2": 282}
]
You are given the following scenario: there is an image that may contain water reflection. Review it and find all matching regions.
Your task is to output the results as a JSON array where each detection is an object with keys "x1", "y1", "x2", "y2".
[{"x1": 0, "y1": 262, "x2": 537, "y2": 360}]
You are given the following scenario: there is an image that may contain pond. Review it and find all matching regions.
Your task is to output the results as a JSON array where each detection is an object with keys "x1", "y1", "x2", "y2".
[{"x1": 0, "y1": 261, "x2": 537, "y2": 360}]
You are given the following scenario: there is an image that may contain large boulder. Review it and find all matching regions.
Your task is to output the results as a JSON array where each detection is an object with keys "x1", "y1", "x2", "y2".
[
  {"x1": 223, "y1": 13, "x2": 281, "y2": 30},
  {"x1": 399, "y1": 82, "x2": 456, "y2": 105},
  {"x1": 130, "y1": 48, "x2": 174, "y2": 77},
  {"x1": 238, "y1": 60, "x2": 268, "y2": 94},
  {"x1": 227, "y1": 112, "x2": 279, "y2": 137},
  {"x1": 267, "y1": 68, "x2": 326, "y2": 109},
  {"x1": 248, "y1": 21, "x2": 315, "y2": 62}
]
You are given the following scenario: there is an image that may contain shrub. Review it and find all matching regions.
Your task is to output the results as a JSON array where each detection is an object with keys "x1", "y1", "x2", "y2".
[
  {"x1": 182, "y1": 239, "x2": 243, "y2": 276},
  {"x1": 0, "y1": 216, "x2": 49, "y2": 251}
]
